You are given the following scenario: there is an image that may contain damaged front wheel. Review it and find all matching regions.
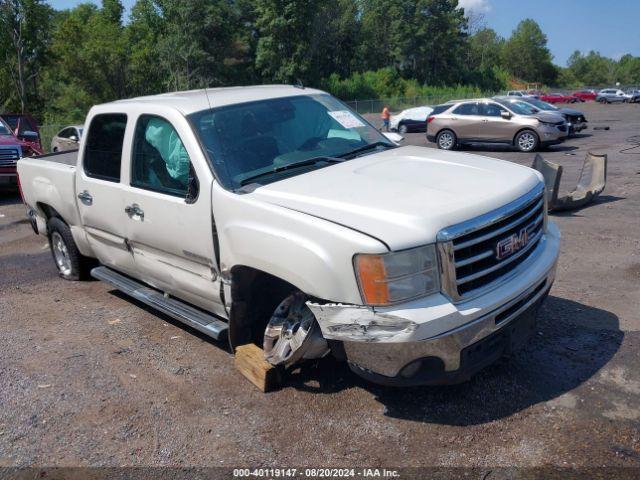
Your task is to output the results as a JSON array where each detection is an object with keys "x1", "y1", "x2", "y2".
[{"x1": 263, "y1": 291, "x2": 329, "y2": 367}]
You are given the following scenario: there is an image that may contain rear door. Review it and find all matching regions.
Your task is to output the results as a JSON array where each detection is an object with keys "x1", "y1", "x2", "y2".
[
  {"x1": 75, "y1": 112, "x2": 137, "y2": 275},
  {"x1": 450, "y1": 102, "x2": 483, "y2": 140},
  {"x1": 121, "y1": 111, "x2": 225, "y2": 316}
]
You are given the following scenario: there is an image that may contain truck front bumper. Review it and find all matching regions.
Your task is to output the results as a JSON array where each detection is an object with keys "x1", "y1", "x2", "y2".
[{"x1": 307, "y1": 222, "x2": 560, "y2": 386}]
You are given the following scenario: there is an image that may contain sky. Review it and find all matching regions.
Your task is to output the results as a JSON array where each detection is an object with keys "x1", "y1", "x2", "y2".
[{"x1": 50, "y1": 0, "x2": 640, "y2": 67}]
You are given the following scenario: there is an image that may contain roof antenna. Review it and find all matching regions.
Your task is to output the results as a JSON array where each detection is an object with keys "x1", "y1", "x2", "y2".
[
  {"x1": 294, "y1": 78, "x2": 305, "y2": 89},
  {"x1": 204, "y1": 85, "x2": 213, "y2": 111}
]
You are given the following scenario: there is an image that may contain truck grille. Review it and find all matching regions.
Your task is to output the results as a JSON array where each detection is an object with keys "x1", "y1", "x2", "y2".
[
  {"x1": 438, "y1": 184, "x2": 546, "y2": 301},
  {"x1": 0, "y1": 146, "x2": 21, "y2": 166}
]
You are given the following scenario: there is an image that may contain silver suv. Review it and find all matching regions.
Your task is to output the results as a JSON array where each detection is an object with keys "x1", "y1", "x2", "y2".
[{"x1": 426, "y1": 98, "x2": 568, "y2": 152}]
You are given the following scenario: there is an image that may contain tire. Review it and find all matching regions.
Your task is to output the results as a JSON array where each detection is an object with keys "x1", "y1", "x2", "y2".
[
  {"x1": 599, "y1": 98, "x2": 606, "y2": 104},
  {"x1": 47, "y1": 217, "x2": 93, "y2": 280},
  {"x1": 398, "y1": 124, "x2": 408, "y2": 135},
  {"x1": 262, "y1": 291, "x2": 329, "y2": 367},
  {"x1": 436, "y1": 129, "x2": 457, "y2": 150},
  {"x1": 52, "y1": 147, "x2": 58, "y2": 152},
  {"x1": 514, "y1": 129, "x2": 539, "y2": 153}
]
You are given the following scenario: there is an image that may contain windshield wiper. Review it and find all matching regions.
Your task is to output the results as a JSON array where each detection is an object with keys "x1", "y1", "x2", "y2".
[
  {"x1": 337, "y1": 141, "x2": 395, "y2": 159},
  {"x1": 239, "y1": 156, "x2": 344, "y2": 187}
]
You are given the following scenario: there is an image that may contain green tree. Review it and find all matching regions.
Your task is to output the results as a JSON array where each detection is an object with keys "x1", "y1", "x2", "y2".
[
  {"x1": 565, "y1": 50, "x2": 616, "y2": 86},
  {"x1": 503, "y1": 19, "x2": 556, "y2": 84},
  {"x1": 0, "y1": 0, "x2": 53, "y2": 113}
]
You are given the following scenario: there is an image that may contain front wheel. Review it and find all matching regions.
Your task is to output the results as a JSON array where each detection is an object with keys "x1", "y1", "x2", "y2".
[
  {"x1": 263, "y1": 292, "x2": 329, "y2": 367},
  {"x1": 398, "y1": 124, "x2": 408, "y2": 134},
  {"x1": 436, "y1": 130, "x2": 457, "y2": 150},
  {"x1": 515, "y1": 130, "x2": 539, "y2": 152}
]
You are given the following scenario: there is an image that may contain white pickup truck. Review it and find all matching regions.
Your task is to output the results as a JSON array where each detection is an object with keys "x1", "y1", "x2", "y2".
[{"x1": 18, "y1": 85, "x2": 560, "y2": 386}]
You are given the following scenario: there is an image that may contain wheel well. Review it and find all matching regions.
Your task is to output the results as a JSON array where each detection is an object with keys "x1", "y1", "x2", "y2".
[
  {"x1": 512, "y1": 128, "x2": 538, "y2": 145},
  {"x1": 228, "y1": 265, "x2": 297, "y2": 351},
  {"x1": 36, "y1": 203, "x2": 64, "y2": 233},
  {"x1": 436, "y1": 128, "x2": 456, "y2": 139}
]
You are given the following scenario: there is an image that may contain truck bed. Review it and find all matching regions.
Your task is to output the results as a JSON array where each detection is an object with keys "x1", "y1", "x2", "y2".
[
  {"x1": 17, "y1": 149, "x2": 81, "y2": 231},
  {"x1": 30, "y1": 149, "x2": 78, "y2": 166}
]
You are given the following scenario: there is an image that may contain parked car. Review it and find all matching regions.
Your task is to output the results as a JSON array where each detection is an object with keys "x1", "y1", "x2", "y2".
[
  {"x1": 571, "y1": 89, "x2": 598, "y2": 102},
  {"x1": 0, "y1": 115, "x2": 43, "y2": 187},
  {"x1": 0, "y1": 112, "x2": 43, "y2": 152},
  {"x1": 539, "y1": 92, "x2": 580, "y2": 104},
  {"x1": 623, "y1": 89, "x2": 640, "y2": 103},
  {"x1": 496, "y1": 96, "x2": 588, "y2": 135},
  {"x1": 596, "y1": 89, "x2": 629, "y2": 103},
  {"x1": 426, "y1": 98, "x2": 567, "y2": 152},
  {"x1": 506, "y1": 90, "x2": 535, "y2": 98},
  {"x1": 51, "y1": 125, "x2": 84, "y2": 152},
  {"x1": 390, "y1": 106, "x2": 434, "y2": 133},
  {"x1": 17, "y1": 85, "x2": 560, "y2": 387}
]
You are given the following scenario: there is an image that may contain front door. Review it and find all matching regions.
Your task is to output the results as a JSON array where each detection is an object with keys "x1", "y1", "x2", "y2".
[
  {"x1": 479, "y1": 102, "x2": 515, "y2": 142},
  {"x1": 75, "y1": 112, "x2": 137, "y2": 276},
  {"x1": 122, "y1": 113, "x2": 225, "y2": 317}
]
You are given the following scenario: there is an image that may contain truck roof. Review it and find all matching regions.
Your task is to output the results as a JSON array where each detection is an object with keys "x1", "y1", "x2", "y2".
[{"x1": 106, "y1": 85, "x2": 326, "y2": 115}]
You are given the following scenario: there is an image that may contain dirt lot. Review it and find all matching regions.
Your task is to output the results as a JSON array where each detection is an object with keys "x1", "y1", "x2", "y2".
[{"x1": 0, "y1": 102, "x2": 639, "y2": 471}]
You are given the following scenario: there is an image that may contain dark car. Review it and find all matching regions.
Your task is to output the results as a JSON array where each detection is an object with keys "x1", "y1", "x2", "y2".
[
  {"x1": 0, "y1": 114, "x2": 43, "y2": 187},
  {"x1": 496, "y1": 96, "x2": 587, "y2": 136}
]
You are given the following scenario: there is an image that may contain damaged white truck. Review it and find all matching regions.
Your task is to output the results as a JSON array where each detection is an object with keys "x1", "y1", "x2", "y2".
[{"x1": 18, "y1": 86, "x2": 560, "y2": 386}]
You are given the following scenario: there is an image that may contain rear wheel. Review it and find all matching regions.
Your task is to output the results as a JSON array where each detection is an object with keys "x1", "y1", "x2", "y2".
[
  {"x1": 515, "y1": 129, "x2": 539, "y2": 152},
  {"x1": 48, "y1": 217, "x2": 93, "y2": 280},
  {"x1": 436, "y1": 130, "x2": 457, "y2": 150}
]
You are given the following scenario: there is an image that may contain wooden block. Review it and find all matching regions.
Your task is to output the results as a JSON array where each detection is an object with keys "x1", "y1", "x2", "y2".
[{"x1": 235, "y1": 344, "x2": 282, "y2": 392}]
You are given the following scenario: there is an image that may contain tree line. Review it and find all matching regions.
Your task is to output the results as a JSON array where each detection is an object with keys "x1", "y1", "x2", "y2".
[{"x1": 1, "y1": 0, "x2": 639, "y2": 125}]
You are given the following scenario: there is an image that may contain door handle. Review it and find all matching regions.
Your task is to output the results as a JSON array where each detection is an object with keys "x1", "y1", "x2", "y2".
[
  {"x1": 77, "y1": 190, "x2": 93, "y2": 205},
  {"x1": 124, "y1": 203, "x2": 144, "y2": 220}
]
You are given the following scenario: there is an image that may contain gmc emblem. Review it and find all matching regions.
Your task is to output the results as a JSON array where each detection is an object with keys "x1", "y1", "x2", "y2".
[{"x1": 496, "y1": 224, "x2": 536, "y2": 260}]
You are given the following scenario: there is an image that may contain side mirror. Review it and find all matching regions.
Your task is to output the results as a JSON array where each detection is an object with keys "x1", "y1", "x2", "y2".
[
  {"x1": 185, "y1": 164, "x2": 199, "y2": 204},
  {"x1": 382, "y1": 132, "x2": 404, "y2": 144},
  {"x1": 19, "y1": 130, "x2": 39, "y2": 140},
  {"x1": 501, "y1": 111, "x2": 512, "y2": 120},
  {"x1": 69, "y1": 135, "x2": 79, "y2": 142}
]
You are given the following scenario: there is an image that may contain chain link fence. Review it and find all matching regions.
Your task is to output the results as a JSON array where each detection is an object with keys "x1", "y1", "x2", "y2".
[{"x1": 345, "y1": 95, "x2": 469, "y2": 115}]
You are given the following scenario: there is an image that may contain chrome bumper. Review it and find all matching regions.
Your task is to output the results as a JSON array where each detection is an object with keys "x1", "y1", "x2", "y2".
[{"x1": 342, "y1": 266, "x2": 555, "y2": 380}]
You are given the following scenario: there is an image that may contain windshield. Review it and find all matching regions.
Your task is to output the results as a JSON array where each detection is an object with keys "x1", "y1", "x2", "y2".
[
  {"x1": 523, "y1": 98, "x2": 557, "y2": 111},
  {"x1": 0, "y1": 120, "x2": 11, "y2": 136},
  {"x1": 189, "y1": 94, "x2": 392, "y2": 190},
  {"x1": 497, "y1": 99, "x2": 540, "y2": 115}
]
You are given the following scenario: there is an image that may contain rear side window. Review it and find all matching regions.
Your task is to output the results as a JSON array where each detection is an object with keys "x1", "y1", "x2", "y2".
[
  {"x1": 131, "y1": 115, "x2": 192, "y2": 197},
  {"x1": 84, "y1": 114, "x2": 127, "y2": 182},
  {"x1": 453, "y1": 103, "x2": 480, "y2": 115},
  {"x1": 430, "y1": 104, "x2": 450, "y2": 116}
]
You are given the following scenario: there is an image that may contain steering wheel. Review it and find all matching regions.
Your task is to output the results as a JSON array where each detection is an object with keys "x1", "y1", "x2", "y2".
[{"x1": 298, "y1": 136, "x2": 324, "y2": 151}]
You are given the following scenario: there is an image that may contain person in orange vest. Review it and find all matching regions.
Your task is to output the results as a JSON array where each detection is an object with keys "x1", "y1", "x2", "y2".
[{"x1": 380, "y1": 105, "x2": 391, "y2": 132}]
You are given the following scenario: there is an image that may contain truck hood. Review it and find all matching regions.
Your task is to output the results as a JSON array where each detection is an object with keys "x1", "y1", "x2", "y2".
[
  {"x1": 531, "y1": 111, "x2": 566, "y2": 123},
  {"x1": 249, "y1": 146, "x2": 541, "y2": 250}
]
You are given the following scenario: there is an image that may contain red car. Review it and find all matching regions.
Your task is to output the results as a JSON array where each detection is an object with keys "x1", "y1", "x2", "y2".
[
  {"x1": 0, "y1": 113, "x2": 43, "y2": 188},
  {"x1": 540, "y1": 92, "x2": 581, "y2": 104},
  {"x1": 571, "y1": 89, "x2": 598, "y2": 102}
]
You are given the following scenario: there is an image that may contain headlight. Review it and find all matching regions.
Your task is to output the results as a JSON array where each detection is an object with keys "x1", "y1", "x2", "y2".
[{"x1": 354, "y1": 245, "x2": 439, "y2": 306}]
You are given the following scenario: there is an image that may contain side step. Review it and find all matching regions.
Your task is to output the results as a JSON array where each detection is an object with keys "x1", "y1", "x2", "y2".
[{"x1": 91, "y1": 266, "x2": 228, "y2": 341}]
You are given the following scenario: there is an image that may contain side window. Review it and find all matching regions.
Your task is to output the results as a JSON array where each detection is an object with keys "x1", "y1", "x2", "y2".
[
  {"x1": 453, "y1": 103, "x2": 480, "y2": 115},
  {"x1": 131, "y1": 115, "x2": 193, "y2": 198},
  {"x1": 58, "y1": 128, "x2": 70, "y2": 138},
  {"x1": 84, "y1": 114, "x2": 127, "y2": 182},
  {"x1": 481, "y1": 103, "x2": 504, "y2": 117}
]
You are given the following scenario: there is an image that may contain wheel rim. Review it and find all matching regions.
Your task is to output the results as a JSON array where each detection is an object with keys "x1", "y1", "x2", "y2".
[
  {"x1": 399, "y1": 125, "x2": 407, "y2": 134},
  {"x1": 439, "y1": 132, "x2": 454, "y2": 149},
  {"x1": 518, "y1": 132, "x2": 536, "y2": 151},
  {"x1": 51, "y1": 231, "x2": 72, "y2": 276},
  {"x1": 263, "y1": 292, "x2": 328, "y2": 366}
]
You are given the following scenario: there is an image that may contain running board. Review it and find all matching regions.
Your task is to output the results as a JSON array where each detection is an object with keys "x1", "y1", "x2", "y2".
[{"x1": 91, "y1": 266, "x2": 228, "y2": 341}]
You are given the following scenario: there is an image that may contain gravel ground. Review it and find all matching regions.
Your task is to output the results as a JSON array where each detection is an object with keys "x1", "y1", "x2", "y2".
[{"x1": 0, "y1": 102, "x2": 639, "y2": 471}]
